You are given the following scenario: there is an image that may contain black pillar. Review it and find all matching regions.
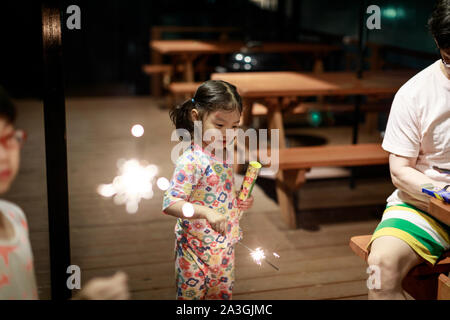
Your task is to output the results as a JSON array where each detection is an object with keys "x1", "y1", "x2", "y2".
[
  {"x1": 351, "y1": 0, "x2": 367, "y2": 189},
  {"x1": 41, "y1": 0, "x2": 72, "y2": 300}
]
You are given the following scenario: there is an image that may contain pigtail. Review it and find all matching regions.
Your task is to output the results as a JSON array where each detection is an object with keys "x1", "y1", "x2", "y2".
[{"x1": 169, "y1": 98, "x2": 195, "y2": 134}]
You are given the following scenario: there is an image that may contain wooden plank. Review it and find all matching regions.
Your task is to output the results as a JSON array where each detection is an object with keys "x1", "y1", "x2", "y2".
[
  {"x1": 252, "y1": 101, "x2": 390, "y2": 116},
  {"x1": 234, "y1": 280, "x2": 368, "y2": 300},
  {"x1": 131, "y1": 287, "x2": 174, "y2": 300},
  {"x1": 142, "y1": 64, "x2": 172, "y2": 74},
  {"x1": 151, "y1": 40, "x2": 340, "y2": 55},
  {"x1": 152, "y1": 25, "x2": 239, "y2": 33},
  {"x1": 234, "y1": 266, "x2": 367, "y2": 296},
  {"x1": 277, "y1": 144, "x2": 389, "y2": 170},
  {"x1": 437, "y1": 274, "x2": 450, "y2": 300},
  {"x1": 335, "y1": 294, "x2": 368, "y2": 300},
  {"x1": 130, "y1": 280, "x2": 368, "y2": 300},
  {"x1": 93, "y1": 252, "x2": 366, "y2": 300},
  {"x1": 74, "y1": 245, "x2": 363, "y2": 289},
  {"x1": 349, "y1": 235, "x2": 372, "y2": 261},
  {"x1": 429, "y1": 198, "x2": 450, "y2": 226},
  {"x1": 168, "y1": 82, "x2": 201, "y2": 95},
  {"x1": 211, "y1": 70, "x2": 415, "y2": 98}
]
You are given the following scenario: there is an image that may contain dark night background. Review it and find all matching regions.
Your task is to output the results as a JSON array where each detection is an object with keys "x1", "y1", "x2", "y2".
[{"x1": 0, "y1": 0, "x2": 441, "y2": 98}]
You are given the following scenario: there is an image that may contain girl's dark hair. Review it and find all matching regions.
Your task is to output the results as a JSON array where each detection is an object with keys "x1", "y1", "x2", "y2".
[
  {"x1": 428, "y1": 0, "x2": 450, "y2": 49},
  {"x1": 169, "y1": 80, "x2": 242, "y2": 134},
  {"x1": 0, "y1": 86, "x2": 16, "y2": 124}
]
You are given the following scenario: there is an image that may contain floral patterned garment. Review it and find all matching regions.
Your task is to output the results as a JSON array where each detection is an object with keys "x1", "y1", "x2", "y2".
[
  {"x1": 163, "y1": 143, "x2": 242, "y2": 256},
  {"x1": 175, "y1": 242, "x2": 234, "y2": 300}
]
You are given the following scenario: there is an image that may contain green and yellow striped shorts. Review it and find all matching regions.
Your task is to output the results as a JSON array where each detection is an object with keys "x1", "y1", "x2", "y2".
[{"x1": 367, "y1": 203, "x2": 450, "y2": 265}]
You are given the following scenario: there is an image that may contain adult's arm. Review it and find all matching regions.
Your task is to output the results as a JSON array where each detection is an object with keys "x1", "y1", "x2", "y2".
[{"x1": 389, "y1": 153, "x2": 448, "y2": 207}]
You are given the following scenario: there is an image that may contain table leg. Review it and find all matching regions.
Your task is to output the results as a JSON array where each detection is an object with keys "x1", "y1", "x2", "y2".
[
  {"x1": 242, "y1": 98, "x2": 255, "y2": 128},
  {"x1": 313, "y1": 56, "x2": 324, "y2": 74},
  {"x1": 350, "y1": 95, "x2": 362, "y2": 189},
  {"x1": 267, "y1": 98, "x2": 302, "y2": 228},
  {"x1": 267, "y1": 98, "x2": 286, "y2": 149},
  {"x1": 233, "y1": 98, "x2": 256, "y2": 175},
  {"x1": 184, "y1": 55, "x2": 195, "y2": 82},
  {"x1": 275, "y1": 169, "x2": 307, "y2": 229},
  {"x1": 151, "y1": 51, "x2": 163, "y2": 97}
]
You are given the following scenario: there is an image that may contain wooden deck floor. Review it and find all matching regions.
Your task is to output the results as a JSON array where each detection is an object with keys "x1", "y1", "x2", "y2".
[{"x1": 8, "y1": 97, "x2": 394, "y2": 300}]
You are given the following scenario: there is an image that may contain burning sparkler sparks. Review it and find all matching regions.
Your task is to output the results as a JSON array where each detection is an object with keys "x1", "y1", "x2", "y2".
[
  {"x1": 97, "y1": 158, "x2": 159, "y2": 214},
  {"x1": 238, "y1": 242, "x2": 279, "y2": 271},
  {"x1": 250, "y1": 247, "x2": 266, "y2": 266}
]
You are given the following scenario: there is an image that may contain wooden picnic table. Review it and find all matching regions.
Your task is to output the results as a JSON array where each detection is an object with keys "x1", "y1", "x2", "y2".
[
  {"x1": 429, "y1": 197, "x2": 450, "y2": 226},
  {"x1": 212, "y1": 70, "x2": 416, "y2": 227},
  {"x1": 211, "y1": 70, "x2": 416, "y2": 148},
  {"x1": 150, "y1": 40, "x2": 341, "y2": 81}
]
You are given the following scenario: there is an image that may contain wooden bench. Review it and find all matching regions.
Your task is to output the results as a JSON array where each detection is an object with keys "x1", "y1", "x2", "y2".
[
  {"x1": 271, "y1": 144, "x2": 389, "y2": 228},
  {"x1": 252, "y1": 101, "x2": 390, "y2": 116},
  {"x1": 438, "y1": 273, "x2": 450, "y2": 300},
  {"x1": 168, "y1": 81, "x2": 201, "y2": 98},
  {"x1": 142, "y1": 64, "x2": 173, "y2": 92},
  {"x1": 167, "y1": 82, "x2": 202, "y2": 108},
  {"x1": 349, "y1": 234, "x2": 450, "y2": 300}
]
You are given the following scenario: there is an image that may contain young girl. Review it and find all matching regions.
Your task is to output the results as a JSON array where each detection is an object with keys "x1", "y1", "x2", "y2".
[{"x1": 162, "y1": 80, "x2": 254, "y2": 300}]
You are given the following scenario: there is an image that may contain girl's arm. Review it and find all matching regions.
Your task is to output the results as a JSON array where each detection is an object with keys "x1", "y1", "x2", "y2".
[{"x1": 164, "y1": 200, "x2": 227, "y2": 235}]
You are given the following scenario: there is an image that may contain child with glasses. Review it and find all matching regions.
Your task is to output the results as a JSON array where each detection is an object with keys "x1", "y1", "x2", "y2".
[{"x1": 0, "y1": 87, "x2": 130, "y2": 300}]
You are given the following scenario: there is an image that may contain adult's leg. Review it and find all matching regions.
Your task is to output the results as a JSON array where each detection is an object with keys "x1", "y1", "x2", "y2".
[{"x1": 367, "y1": 236, "x2": 424, "y2": 300}]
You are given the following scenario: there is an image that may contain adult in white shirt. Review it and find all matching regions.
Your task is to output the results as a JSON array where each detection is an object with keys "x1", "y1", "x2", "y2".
[{"x1": 367, "y1": 0, "x2": 450, "y2": 300}]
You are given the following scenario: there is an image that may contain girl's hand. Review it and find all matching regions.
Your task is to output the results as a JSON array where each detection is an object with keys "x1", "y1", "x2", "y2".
[
  {"x1": 205, "y1": 209, "x2": 227, "y2": 235},
  {"x1": 238, "y1": 195, "x2": 254, "y2": 211}
]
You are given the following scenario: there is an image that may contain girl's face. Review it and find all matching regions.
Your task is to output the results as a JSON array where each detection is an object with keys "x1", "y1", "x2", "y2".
[
  {"x1": 192, "y1": 109, "x2": 241, "y2": 148},
  {"x1": 0, "y1": 119, "x2": 20, "y2": 194}
]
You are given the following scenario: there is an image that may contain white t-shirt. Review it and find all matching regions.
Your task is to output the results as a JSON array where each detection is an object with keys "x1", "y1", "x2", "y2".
[
  {"x1": 382, "y1": 60, "x2": 450, "y2": 212},
  {"x1": 0, "y1": 200, "x2": 38, "y2": 300}
]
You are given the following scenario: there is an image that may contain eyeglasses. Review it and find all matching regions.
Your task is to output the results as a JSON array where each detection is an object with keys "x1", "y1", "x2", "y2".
[{"x1": 0, "y1": 130, "x2": 27, "y2": 149}]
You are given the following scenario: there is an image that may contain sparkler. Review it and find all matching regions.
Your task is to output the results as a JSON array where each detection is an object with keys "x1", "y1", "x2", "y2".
[
  {"x1": 97, "y1": 158, "x2": 159, "y2": 214},
  {"x1": 238, "y1": 242, "x2": 279, "y2": 271}
]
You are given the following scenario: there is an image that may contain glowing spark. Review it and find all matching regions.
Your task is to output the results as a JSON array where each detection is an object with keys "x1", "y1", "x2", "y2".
[
  {"x1": 238, "y1": 242, "x2": 279, "y2": 271},
  {"x1": 97, "y1": 184, "x2": 116, "y2": 197},
  {"x1": 97, "y1": 159, "x2": 158, "y2": 214},
  {"x1": 273, "y1": 252, "x2": 280, "y2": 258},
  {"x1": 182, "y1": 203, "x2": 194, "y2": 218},
  {"x1": 131, "y1": 124, "x2": 144, "y2": 137},
  {"x1": 251, "y1": 247, "x2": 266, "y2": 266},
  {"x1": 156, "y1": 177, "x2": 170, "y2": 191}
]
